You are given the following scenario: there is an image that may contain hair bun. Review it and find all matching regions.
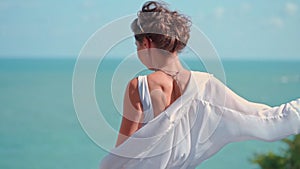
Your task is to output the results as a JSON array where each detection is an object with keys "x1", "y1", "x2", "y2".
[{"x1": 142, "y1": 1, "x2": 164, "y2": 12}]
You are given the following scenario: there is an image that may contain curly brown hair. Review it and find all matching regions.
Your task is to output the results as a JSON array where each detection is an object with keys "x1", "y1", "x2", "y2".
[{"x1": 131, "y1": 1, "x2": 191, "y2": 53}]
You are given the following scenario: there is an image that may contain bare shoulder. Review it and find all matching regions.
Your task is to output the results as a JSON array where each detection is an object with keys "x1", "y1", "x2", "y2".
[
  {"x1": 127, "y1": 78, "x2": 138, "y2": 93},
  {"x1": 126, "y1": 78, "x2": 142, "y2": 111}
]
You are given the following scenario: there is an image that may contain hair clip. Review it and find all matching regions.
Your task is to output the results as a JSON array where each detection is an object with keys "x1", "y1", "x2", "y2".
[{"x1": 137, "y1": 18, "x2": 144, "y2": 33}]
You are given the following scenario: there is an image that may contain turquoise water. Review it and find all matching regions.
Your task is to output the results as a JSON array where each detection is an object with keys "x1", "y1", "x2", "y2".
[{"x1": 0, "y1": 58, "x2": 299, "y2": 169}]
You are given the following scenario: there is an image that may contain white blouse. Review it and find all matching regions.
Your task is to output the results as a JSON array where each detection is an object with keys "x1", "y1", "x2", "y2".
[{"x1": 100, "y1": 71, "x2": 300, "y2": 169}]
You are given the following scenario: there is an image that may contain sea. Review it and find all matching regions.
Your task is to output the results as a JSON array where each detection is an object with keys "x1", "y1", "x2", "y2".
[{"x1": 0, "y1": 57, "x2": 299, "y2": 169}]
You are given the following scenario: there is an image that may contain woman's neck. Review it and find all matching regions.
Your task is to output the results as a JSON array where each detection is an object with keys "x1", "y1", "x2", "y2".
[{"x1": 151, "y1": 51, "x2": 184, "y2": 72}]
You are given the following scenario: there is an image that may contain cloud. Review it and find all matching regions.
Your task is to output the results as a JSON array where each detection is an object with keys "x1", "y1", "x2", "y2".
[
  {"x1": 266, "y1": 2, "x2": 298, "y2": 30},
  {"x1": 214, "y1": 7, "x2": 225, "y2": 19},
  {"x1": 82, "y1": 0, "x2": 95, "y2": 9},
  {"x1": 285, "y1": 2, "x2": 298, "y2": 15},
  {"x1": 269, "y1": 17, "x2": 284, "y2": 28},
  {"x1": 241, "y1": 2, "x2": 252, "y2": 12}
]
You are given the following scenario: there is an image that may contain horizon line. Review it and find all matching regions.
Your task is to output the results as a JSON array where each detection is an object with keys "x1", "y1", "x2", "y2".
[{"x1": 0, "y1": 55, "x2": 299, "y2": 61}]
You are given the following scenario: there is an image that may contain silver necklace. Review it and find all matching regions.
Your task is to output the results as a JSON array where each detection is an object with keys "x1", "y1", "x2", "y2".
[{"x1": 156, "y1": 68, "x2": 180, "y2": 79}]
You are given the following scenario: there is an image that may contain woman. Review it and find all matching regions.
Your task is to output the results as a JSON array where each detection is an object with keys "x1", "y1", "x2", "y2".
[{"x1": 100, "y1": 1, "x2": 300, "y2": 168}]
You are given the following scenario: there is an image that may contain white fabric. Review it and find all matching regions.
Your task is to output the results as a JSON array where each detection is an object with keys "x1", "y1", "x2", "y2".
[
  {"x1": 137, "y1": 75, "x2": 154, "y2": 123},
  {"x1": 100, "y1": 71, "x2": 300, "y2": 169}
]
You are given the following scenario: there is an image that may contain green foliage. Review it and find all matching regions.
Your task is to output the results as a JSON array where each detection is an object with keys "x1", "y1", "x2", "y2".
[
  {"x1": 251, "y1": 135, "x2": 300, "y2": 169},
  {"x1": 251, "y1": 152, "x2": 286, "y2": 169}
]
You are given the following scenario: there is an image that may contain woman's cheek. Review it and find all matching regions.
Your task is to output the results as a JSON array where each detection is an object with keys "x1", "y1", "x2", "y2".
[{"x1": 138, "y1": 50, "x2": 152, "y2": 68}]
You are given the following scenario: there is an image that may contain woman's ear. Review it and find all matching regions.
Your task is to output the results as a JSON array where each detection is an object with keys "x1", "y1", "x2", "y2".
[{"x1": 142, "y1": 37, "x2": 152, "y2": 48}]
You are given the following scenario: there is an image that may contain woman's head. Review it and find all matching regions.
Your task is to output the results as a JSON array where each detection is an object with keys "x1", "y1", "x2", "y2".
[{"x1": 131, "y1": 1, "x2": 191, "y2": 53}]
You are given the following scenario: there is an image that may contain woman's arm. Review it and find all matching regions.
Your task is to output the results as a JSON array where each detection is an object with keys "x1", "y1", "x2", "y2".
[
  {"x1": 194, "y1": 76, "x2": 300, "y2": 163},
  {"x1": 115, "y1": 78, "x2": 144, "y2": 147},
  {"x1": 208, "y1": 75, "x2": 300, "y2": 142}
]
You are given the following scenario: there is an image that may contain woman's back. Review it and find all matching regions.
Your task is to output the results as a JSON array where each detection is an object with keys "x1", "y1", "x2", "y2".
[{"x1": 146, "y1": 70, "x2": 191, "y2": 118}]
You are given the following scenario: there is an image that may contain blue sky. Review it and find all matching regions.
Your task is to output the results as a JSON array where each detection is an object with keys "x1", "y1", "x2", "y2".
[{"x1": 0, "y1": 0, "x2": 299, "y2": 60}]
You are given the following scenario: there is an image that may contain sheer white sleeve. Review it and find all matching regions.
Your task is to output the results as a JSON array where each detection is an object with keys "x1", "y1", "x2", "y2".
[
  {"x1": 191, "y1": 75, "x2": 300, "y2": 165},
  {"x1": 208, "y1": 75, "x2": 300, "y2": 142}
]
